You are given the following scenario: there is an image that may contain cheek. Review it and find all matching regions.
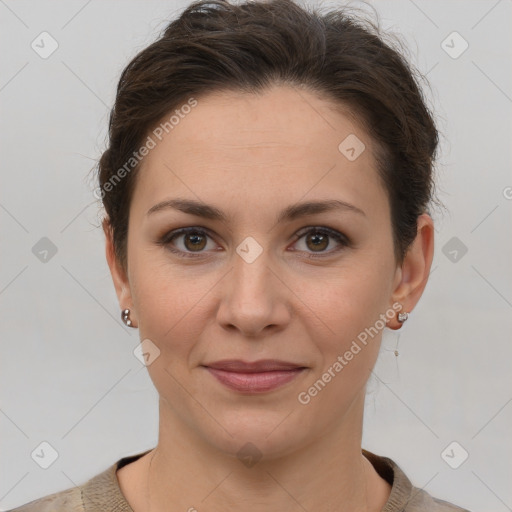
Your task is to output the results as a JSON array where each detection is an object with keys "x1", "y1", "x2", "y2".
[
  {"x1": 132, "y1": 272, "x2": 209, "y2": 406},
  {"x1": 294, "y1": 273, "x2": 390, "y2": 419},
  {"x1": 296, "y1": 253, "x2": 394, "y2": 391},
  {"x1": 308, "y1": 260, "x2": 393, "y2": 340},
  {"x1": 130, "y1": 259, "x2": 195, "y2": 349}
]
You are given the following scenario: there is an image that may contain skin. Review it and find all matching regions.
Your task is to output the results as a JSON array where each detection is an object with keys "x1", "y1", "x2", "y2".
[{"x1": 104, "y1": 85, "x2": 434, "y2": 512}]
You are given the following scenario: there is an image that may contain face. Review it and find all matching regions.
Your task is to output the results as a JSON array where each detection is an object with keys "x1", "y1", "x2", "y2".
[{"x1": 106, "y1": 85, "x2": 431, "y2": 460}]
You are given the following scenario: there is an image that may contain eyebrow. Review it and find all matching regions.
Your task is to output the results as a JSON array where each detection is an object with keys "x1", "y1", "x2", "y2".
[{"x1": 146, "y1": 198, "x2": 366, "y2": 223}]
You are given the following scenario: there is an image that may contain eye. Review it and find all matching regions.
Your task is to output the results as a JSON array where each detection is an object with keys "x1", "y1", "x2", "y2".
[
  {"x1": 291, "y1": 226, "x2": 350, "y2": 258},
  {"x1": 158, "y1": 227, "x2": 217, "y2": 258},
  {"x1": 158, "y1": 225, "x2": 350, "y2": 259}
]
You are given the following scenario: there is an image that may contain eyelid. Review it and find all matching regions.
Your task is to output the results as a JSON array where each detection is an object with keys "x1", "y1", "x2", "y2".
[{"x1": 293, "y1": 225, "x2": 350, "y2": 244}]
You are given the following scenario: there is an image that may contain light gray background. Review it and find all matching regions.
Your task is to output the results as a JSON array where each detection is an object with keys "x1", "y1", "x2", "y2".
[{"x1": 1, "y1": 1, "x2": 511, "y2": 510}]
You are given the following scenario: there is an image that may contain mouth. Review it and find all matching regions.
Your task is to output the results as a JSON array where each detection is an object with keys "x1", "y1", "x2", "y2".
[{"x1": 201, "y1": 359, "x2": 308, "y2": 393}]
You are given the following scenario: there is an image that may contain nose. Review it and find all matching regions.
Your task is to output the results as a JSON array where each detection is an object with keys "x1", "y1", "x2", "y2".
[{"x1": 215, "y1": 245, "x2": 291, "y2": 338}]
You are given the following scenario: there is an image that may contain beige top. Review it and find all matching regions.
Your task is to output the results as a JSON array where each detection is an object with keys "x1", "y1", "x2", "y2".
[{"x1": 8, "y1": 449, "x2": 470, "y2": 511}]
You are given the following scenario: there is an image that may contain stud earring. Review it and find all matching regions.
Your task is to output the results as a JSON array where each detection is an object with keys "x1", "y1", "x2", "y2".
[
  {"x1": 121, "y1": 308, "x2": 135, "y2": 327},
  {"x1": 397, "y1": 311, "x2": 409, "y2": 323}
]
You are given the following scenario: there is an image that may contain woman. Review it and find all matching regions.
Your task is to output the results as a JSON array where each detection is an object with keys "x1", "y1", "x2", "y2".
[{"x1": 9, "y1": 0, "x2": 471, "y2": 510}]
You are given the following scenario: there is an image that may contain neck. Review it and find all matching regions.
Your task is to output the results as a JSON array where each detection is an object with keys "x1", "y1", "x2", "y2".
[{"x1": 143, "y1": 391, "x2": 387, "y2": 512}]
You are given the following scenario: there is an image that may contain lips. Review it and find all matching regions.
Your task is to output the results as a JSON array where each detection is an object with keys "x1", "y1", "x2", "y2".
[
  {"x1": 202, "y1": 359, "x2": 307, "y2": 393},
  {"x1": 204, "y1": 359, "x2": 305, "y2": 372}
]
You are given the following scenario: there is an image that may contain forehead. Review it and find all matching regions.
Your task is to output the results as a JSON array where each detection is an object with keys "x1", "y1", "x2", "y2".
[{"x1": 131, "y1": 85, "x2": 388, "y2": 223}]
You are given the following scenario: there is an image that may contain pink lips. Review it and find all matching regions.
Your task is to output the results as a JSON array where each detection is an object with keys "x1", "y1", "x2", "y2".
[{"x1": 203, "y1": 359, "x2": 307, "y2": 393}]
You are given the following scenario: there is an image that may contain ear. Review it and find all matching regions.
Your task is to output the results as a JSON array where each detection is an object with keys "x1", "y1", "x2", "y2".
[
  {"x1": 388, "y1": 213, "x2": 435, "y2": 330},
  {"x1": 103, "y1": 218, "x2": 137, "y2": 327}
]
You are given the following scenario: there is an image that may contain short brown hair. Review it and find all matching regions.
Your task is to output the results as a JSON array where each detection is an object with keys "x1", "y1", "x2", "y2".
[{"x1": 95, "y1": 0, "x2": 440, "y2": 272}]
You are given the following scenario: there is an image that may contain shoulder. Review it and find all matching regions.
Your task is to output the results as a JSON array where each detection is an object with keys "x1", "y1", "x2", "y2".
[
  {"x1": 6, "y1": 459, "x2": 121, "y2": 512},
  {"x1": 363, "y1": 449, "x2": 472, "y2": 512},
  {"x1": 405, "y1": 486, "x2": 472, "y2": 511},
  {"x1": 6, "y1": 450, "x2": 151, "y2": 512},
  {"x1": 6, "y1": 487, "x2": 84, "y2": 512}
]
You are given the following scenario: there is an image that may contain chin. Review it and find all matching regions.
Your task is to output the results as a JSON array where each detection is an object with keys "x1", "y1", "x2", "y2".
[{"x1": 197, "y1": 407, "x2": 311, "y2": 463}]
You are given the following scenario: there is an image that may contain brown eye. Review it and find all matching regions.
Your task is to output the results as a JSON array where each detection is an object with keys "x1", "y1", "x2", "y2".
[
  {"x1": 159, "y1": 227, "x2": 215, "y2": 258},
  {"x1": 305, "y1": 231, "x2": 329, "y2": 252},
  {"x1": 183, "y1": 231, "x2": 207, "y2": 251},
  {"x1": 292, "y1": 227, "x2": 349, "y2": 257}
]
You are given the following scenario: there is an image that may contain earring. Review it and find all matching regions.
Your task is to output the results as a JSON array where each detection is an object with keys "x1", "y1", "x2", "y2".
[
  {"x1": 397, "y1": 311, "x2": 409, "y2": 323},
  {"x1": 121, "y1": 308, "x2": 135, "y2": 327}
]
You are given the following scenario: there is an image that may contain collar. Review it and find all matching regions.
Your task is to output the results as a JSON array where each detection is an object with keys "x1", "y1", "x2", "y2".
[{"x1": 80, "y1": 448, "x2": 418, "y2": 511}]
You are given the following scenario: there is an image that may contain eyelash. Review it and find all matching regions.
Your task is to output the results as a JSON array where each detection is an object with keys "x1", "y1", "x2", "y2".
[{"x1": 157, "y1": 226, "x2": 351, "y2": 260}]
